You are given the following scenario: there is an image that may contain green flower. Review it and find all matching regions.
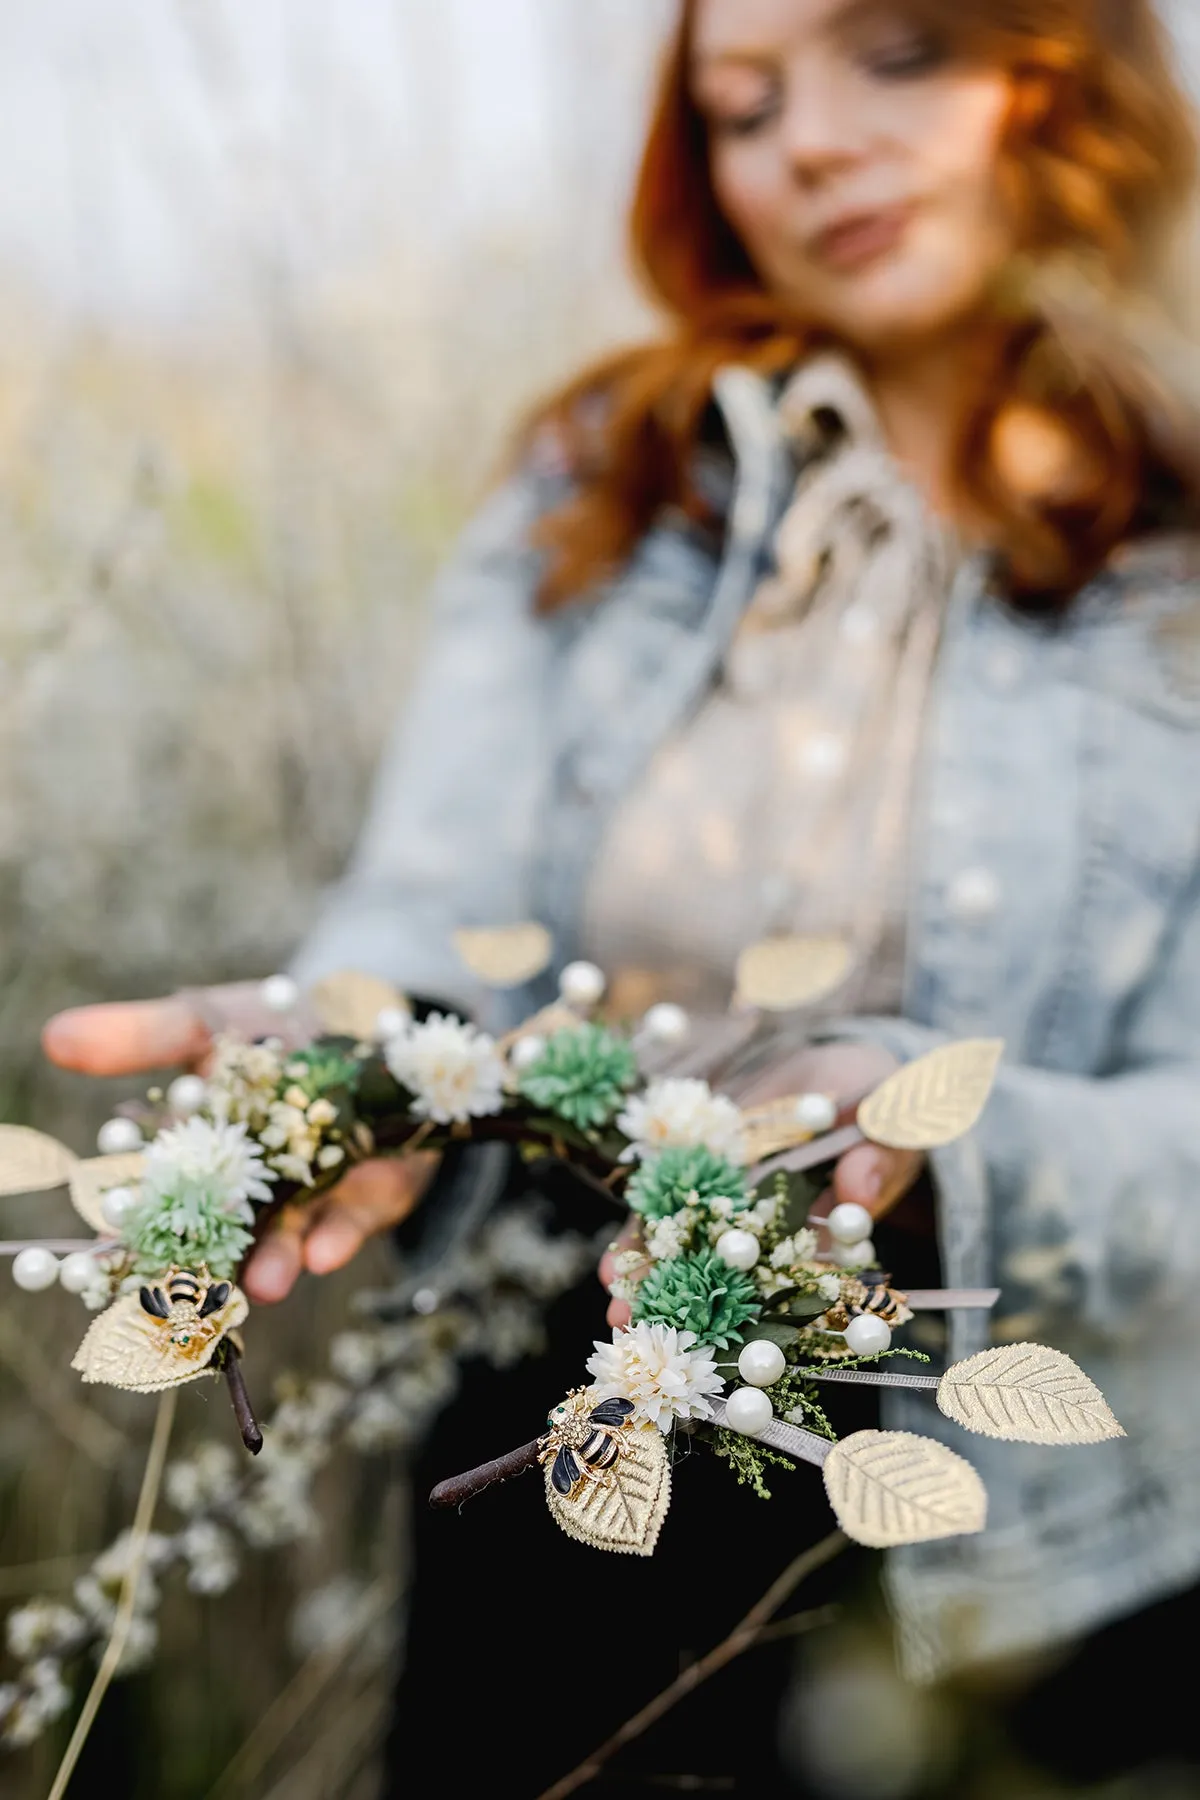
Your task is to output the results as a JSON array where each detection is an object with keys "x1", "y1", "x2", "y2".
[
  {"x1": 124, "y1": 1194, "x2": 253, "y2": 1283},
  {"x1": 517, "y1": 1024, "x2": 638, "y2": 1131},
  {"x1": 626, "y1": 1145, "x2": 748, "y2": 1221},
  {"x1": 632, "y1": 1249, "x2": 761, "y2": 1349}
]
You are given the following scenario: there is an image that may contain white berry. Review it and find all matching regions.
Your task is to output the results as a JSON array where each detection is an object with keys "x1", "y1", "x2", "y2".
[
  {"x1": 558, "y1": 961, "x2": 606, "y2": 1009},
  {"x1": 510, "y1": 1034, "x2": 547, "y2": 1073},
  {"x1": 100, "y1": 1186, "x2": 137, "y2": 1230},
  {"x1": 831, "y1": 1238, "x2": 876, "y2": 1269},
  {"x1": 97, "y1": 1117, "x2": 143, "y2": 1156},
  {"x1": 737, "y1": 1339, "x2": 786, "y2": 1388},
  {"x1": 715, "y1": 1228, "x2": 760, "y2": 1273},
  {"x1": 641, "y1": 1003, "x2": 690, "y2": 1046},
  {"x1": 725, "y1": 1386, "x2": 774, "y2": 1437},
  {"x1": 260, "y1": 974, "x2": 300, "y2": 1013},
  {"x1": 59, "y1": 1251, "x2": 98, "y2": 1295},
  {"x1": 375, "y1": 1007, "x2": 409, "y2": 1041},
  {"x1": 844, "y1": 1313, "x2": 893, "y2": 1356},
  {"x1": 167, "y1": 1074, "x2": 207, "y2": 1117},
  {"x1": 13, "y1": 1247, "x2": 59, "y2": 1292},
  {"x1": 826, "y1": 1202, "x2": 874, "y2": 1245},
  {"x1": 794, "y1": 1092, "x2": 837, "y2": 1134}
]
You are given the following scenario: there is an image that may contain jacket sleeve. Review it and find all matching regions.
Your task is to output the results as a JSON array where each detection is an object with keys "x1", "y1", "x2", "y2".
[
  {"x1": 828, "y1": 865, "x2": 1200, "y2": 1350},
  {"x1": 289, "y1": 465, "x2": 561, "y2": 1024}
]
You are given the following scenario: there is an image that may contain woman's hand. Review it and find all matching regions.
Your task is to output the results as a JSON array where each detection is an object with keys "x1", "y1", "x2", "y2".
[
  {"x1": 41, "y1": 990, "x2": 438, "y2": 1304},
  {"x1": 598, "y1": 1040, "x2": 924, "y2": 1329}
]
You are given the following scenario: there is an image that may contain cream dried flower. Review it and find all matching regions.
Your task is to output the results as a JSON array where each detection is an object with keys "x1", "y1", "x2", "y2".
[
  {"x1": 384, "y1": 1012, "x2": 505, "y2": 1125},
  {"x1": 142, "y1": 1117, "x2": 274, "y2": 1224},
  {"x1": 617, "y1": 1078, "x2": 744, "y2": 1164},
  {"x1": 585, "y1": 1321, "x2": 724, "y2": 1432}
]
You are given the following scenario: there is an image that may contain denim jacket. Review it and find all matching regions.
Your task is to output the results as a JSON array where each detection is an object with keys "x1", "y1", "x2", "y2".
[{"x1": 293, "y1": 368, "x2": 1200, "y2": 1682}]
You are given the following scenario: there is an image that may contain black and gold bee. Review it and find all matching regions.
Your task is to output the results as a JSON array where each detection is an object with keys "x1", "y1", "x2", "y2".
[
  {"x1": 139, "y1": 1269, "x2": 234, "y2": 1347},
  {"x1": 538, "y1": 1391, "x2": 636, "y2": 1498}
]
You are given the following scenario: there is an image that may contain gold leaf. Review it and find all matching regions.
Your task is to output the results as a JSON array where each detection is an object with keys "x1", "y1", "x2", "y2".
[
  {"x1": 739, "y1": 1095, "x2": 823, "y2": 1166},
  {"x1": 453, "y1": 923, "x2": 554, "y2": 988},
  {"x1": 69, "y1": 1152, "x2": 146, "y2": 1232},
  {"x1": 0, "y1": 1126, "x2": 78, "y2": 1196},
  {"x1": 857, "y1": 1039, "x2": 1004, "y2": 1150},
  {"x1": 309, "y1": 970, "x2": 409, "y2": 1041},
  {"x1": 823, "y1": 1429, "x2": 987, "y2": 1548},
  {"x1": 545, "y1": 1423, "x2": 671, "y2": 1556},
  {"x1": 71, "y1": 1286, "x2": 248, "y2": 1393},
  {"x1": 937, "y1": 1343, "x2": 1125, "y2": 1446},
  {"x1": 735, "y1": 936, "x2": 852, "y2": 1012}
]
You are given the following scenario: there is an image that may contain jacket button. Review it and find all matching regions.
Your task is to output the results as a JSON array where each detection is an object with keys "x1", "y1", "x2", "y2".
[{"x1": 947, "y1": 867, "x2": 1001, "y2": 919}]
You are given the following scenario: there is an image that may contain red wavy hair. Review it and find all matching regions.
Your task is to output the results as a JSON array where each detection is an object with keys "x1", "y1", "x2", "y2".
[{"x1": 530, "y1": 0, "x2": 1200, "y2": 610}]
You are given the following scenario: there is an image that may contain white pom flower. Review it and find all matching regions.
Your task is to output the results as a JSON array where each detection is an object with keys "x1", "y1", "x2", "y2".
[
  {"x1": 384, "y1": 1012, "x2": 505, "y2": 1125},
  {"x1": 617, "y1": 1077, "x2": 744, "y2": 1163},
  {"x1": 142, "y1": 1117, "x2": 275, "y2": 1223},
  {"x1": 585, "y1": 1321, "x2": 724, "y2": 1432}
]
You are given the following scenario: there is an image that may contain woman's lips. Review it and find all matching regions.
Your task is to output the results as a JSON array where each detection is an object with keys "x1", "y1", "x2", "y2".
[{"x1": 811, "y1": 204, "x2": 914, "y2": 272}]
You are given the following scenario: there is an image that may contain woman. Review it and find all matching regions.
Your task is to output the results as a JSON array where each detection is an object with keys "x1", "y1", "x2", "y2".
[{"x1": 43, "y1": 0, "x2": 1200, "y2": 1789}]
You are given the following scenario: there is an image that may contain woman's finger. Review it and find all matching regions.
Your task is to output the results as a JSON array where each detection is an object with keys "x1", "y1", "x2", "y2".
[
  {"x1": 243, "y1": 1206, "x2": 308, "y2": 1305},
  {"x1": 41, "y1": 997, "x2": 211, "y2": 1078},
  {"x1": 833, "y1": 1141, "x2": 923, "y2": 1218},
  {"x1": 600, "y1": 1213, "x2": 645, "y2": 1331},
  {"x1": 302, "y1": 1156, "x2": 434, "y2": 1276}
]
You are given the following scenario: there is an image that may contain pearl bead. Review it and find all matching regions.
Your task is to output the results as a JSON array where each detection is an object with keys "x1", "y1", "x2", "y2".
[
  {"x1": 831, "y1": 1238, "x2": 876, "y2": 1269},
  {"x1": 737, "y1": 1339, "x2": 786, "y2": 1388},
  {"x1": 97, "y1": 1117, "x2": 143, "y2": 1156},
  {"x1": 375, "y1": 1007, "x2": 409, "y2": 1041},
  {"x1": 558, "y1": 961, "x2": 606, "y2": 1009},
  {"x1": 641, "y1": 1003, "x2": 690, "y2": 1046},
  {"x1": 794, "y1": 1092, "x2": 837, "y2": 1134},
  {"x1": 167, "y1": 1074, "x2": 207, "y2": 1117},
  {"x1": 260, "y1": 973, "x2": 300, "y2": 1013},
  {"x1": 59, "y1": 1251, "x2": 98, "y2": 1295},
  {"x1": 724, "y1": 1386, "x2": 774, "y2": 1437},
  {"x1": 826, "y1": 1202, "x2": 874, "y2": 1245},
  {"x1": 100, "y1": 1186, "x2": 137, "y2": 1230},
  {"x1": 715, "y1": 1229, "x2": 760, "y2": 1273},
  {"x1": 13, "y1": 1247, "x2": 59, "y2": 1292},
  {"x1": 844, "y1": 1313, "x2": 893, "y2": 1356},
  {"x1": 510, "y1": 1034, "x2": 547, "y2": 1073},
  {"x1": 412, "y1": 1287, "x2": 440, "y2": 1316}
]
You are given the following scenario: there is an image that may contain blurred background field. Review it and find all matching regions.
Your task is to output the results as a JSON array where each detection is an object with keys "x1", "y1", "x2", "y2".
[{"x1": 3, "y1": 4, "x2": 1200, "y2": 1798}]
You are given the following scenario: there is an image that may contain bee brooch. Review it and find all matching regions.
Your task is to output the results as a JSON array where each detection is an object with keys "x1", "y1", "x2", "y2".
[
  {"x1": 537, "y1": 1390, "x2": 672, "y2": 1556},
  {"x1": 538, "y1": 1391, "x2": 637, "y2": 1498},
  {"x1": 72, "y1": 1265, "x2": 247, "y2": 1394}
]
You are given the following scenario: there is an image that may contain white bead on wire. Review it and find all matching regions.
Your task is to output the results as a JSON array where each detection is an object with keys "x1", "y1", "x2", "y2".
[
  {"x1": 167, "y1": 1074, "x2": 207, "y2": 1117},
  {"x1": 715, "y1": 1229, "x2": 760, "y2": 1273},
  {"x1": 737, "y1": 1339, "x2": 786, "y2": 1388},
  {"x1": 59, "y1": 1251, "x2": 99, "y2": 1295},
  {"x1": 96, "y1": 1117, "x2": 143, "y2": 1156},
  {"x1": 100, "y1": 1186, "x2": 137, "y2": 1230},
  {"x1": 843, "y1": 1313, "x2": 892, "y2": 1356},
  {"x1": 558, "y1": 962, "x2": 606, "y2": 1009},
  {"x1": 12, "y1": 1247, "x2": 59, "y2": 1292},
  {"x1": 724, "y1": 1387, "x2": 774, "y2": 1437},
  {"x1": 509, "y1": 1035, "x2": 547, "y2": 1074},
  {"x1": 260, "y1": 974, "x2": 300, "y2": 1013},
  {"x1": 794, "y1": 1092, "x2": 837, "y2": 1134},
  {"x1": 640, "y1": 1003, "x2": 690, "y2": 1046}
]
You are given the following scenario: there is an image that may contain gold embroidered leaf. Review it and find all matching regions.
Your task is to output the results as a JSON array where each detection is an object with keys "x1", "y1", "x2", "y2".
[
  {"x1": 545, "y1": 1424, "x2": 671, "y2": 1556},
  {"x1": 71, "y1": 1286, "x2": 248, "y2": 1393},
  {"x1": 857, "y1": 1039, "x2": 1004, "y2": 1150},
  {"x1": 735, "y1": 936, "x2": 852, "y2": 1012},
  {"x1": 309, "y1": 970, "x2": 409, "y2": 1041},
  {"x1": 453, "y1": 923, "x2": 554, "y2": 988},
  {"x1": 937, "y1": 1343, "x2": 1125, "y2": 1445},
  {"x1": 739, "y1": 1095, "x2": 824, "y2": 1165},
  {"x1": 69, "y1": 1152, "x2": 146, "y2": 1232},
  {"x1": 0, "y1": 1126, "x2": 78, "y2": 1196},
  {"x1": 823, "y1": 1430, "x2": 987, "y2": 1548}
]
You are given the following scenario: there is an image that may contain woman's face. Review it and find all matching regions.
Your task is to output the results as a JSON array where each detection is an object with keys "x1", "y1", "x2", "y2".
[{"x1": 691, "y1": 0, "x2": 1017, "y2": 353}]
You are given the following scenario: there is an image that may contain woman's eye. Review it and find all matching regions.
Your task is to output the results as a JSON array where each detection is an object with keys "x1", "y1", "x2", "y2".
[
  {"x1": 861, "y1": 32, "x2": 944, "y2": 79},
  {"x1": 713, "y1": 105, "x2": 777, "y2": 138}
]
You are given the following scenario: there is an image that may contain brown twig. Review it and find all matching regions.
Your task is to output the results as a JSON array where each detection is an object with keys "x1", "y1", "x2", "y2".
[
  {"x1": 428, "y1": 1437, "x2": 543, "y2": 1509},
  {"x1": 535, "y1": 1529, "x2": 848, "y2": 1800},
  {"x1": 217, "y1": 1340, "x2": 263, "y2": 1454}
]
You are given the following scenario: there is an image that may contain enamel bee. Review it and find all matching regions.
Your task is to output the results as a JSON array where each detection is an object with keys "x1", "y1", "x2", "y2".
[
  {"x1": 72, "y1": 1267, "x2": 247, "y2": 1394},
  {"x1": 139, "y1": 1268, "x2": 232, "y2": 1346},
  {"x1": 538, "y1": 1390, "x2": 637, "y2": 1498}
]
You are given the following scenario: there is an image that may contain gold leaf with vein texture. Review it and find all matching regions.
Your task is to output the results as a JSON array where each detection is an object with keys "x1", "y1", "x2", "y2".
[
  {"x1": 0, "y1": 1126, "x2": 78, "y2": 1195},
  {"x1": 937, "y1": 1343, "x2": 1125, "y2": 1445},
  {"x1": 823, "y1": 1429, "x2": 987, "y2": 1548},
  {"x1": 739, "y1": 1095, "x2": 824, "y2": 1166},
  {"x1": 309, "y1": 970, "x2": 409, "y2": 1041},
  {"x1": 453, "y1": 924, "x2": 554, "y2": 988},
  {"x1": 69, "y1": 1152, "x2": 146, "y2": 1232},
  {"x1": 545, "y1": 1424, "x2": 671, "y2": 1555},
  {"x1": 857, "y1": 1039, "x2": 1004, "y2": 1150},
  {"x1": 72, "y1": 1286, "x2": 248, "y2": 1393},
  {"x1": 735, "y1": 936, "x2": 852, "y2": 1012}
]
